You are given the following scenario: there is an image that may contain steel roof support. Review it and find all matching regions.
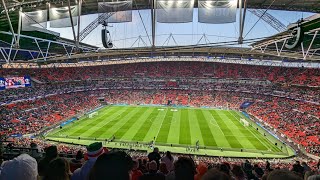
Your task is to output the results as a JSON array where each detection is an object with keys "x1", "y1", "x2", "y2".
[
  {"x1": 1, "y1": 0, "x2": 17, "y2": 49},
  {"x1": 67, "y1": 0, "x2": 78, "y2": 51},
  {"x1": 17, "y1": 6, "x2": 22, "y2": 47},
  {"x1": 76, "y1": 0, "x2": 82, "y2": 49},
  {"x1": 303, "y1": 31, "x2": 318, "y2": 60},
  {"x1": 151, "y1": 0, "x2": 156, "y2": 51},
  {"x1": 238, "y1": 0, "x2": 248, "y2": 44}
]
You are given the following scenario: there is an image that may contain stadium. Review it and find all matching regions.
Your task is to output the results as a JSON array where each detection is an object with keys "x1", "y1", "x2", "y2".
[{"x1": 0, "y1": 0, "x2": 319, "y2": 179}]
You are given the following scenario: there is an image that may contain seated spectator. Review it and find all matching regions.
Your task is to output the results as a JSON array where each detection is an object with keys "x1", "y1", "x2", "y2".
[
  {"x1": 267, "y1": 169, "x2": 303, "y2": 180},
  {"x1": 43, "y1": 157, "x2": 71, "y2": 180},
  {"x1": 30, "y1": 142, "x2": 42, "y2": 161},
  {"x1": 194, "y1": 162, "x2": 208, "y2": 180},
  {"x1": 158, "y1": 162, "x2": 169, "y2": 176},
  {"x1": 38, "y1": 145, "x2": 58, "y2": 177},
  {"x1": 201, "y1": 168, "x2": 232, "y2": 180},
  {"x1": 70, "y1": 150, "x2": 84, "y2": 173},
  {"x1": 166, "y1": 157, "x2": 196, "y2": 180},
  {"x1": 0, "y1": 154, "x2": 38, "y2": 180},
  {"x1": 139, "y1": 160, "x2": 165, "y2": 180},
  {"x1": 131, "y1": 159, "x2": 143, "y2": 180},
  {"x1": 88, "y1": 151, "x2": 133, "y2": 180},
  {"x1": 72, "y1": 142, "x2": 106, "y2": 180}
]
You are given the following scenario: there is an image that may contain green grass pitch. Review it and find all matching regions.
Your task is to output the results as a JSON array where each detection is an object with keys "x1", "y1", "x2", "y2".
[{"x1": 46, "y1": 105, "x2": 294, "y2": 158}]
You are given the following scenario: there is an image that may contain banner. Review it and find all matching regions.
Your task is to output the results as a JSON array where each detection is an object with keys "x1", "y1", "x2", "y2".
[
  {"x1": 21, "y1": 10, "x2": 48, "y2": 31},
  {"x1": 49, "y1": 5, "x2": 78, "y2": 28},
  {"x1": 198, "y1": 0, "x2": 237, "y2": 24},
  {"x1": 98, "y1": 0, "x2": 132, "y2": 23},
  {"x1": 156, "y1": 0, "x2": 194, "y2": 23}
]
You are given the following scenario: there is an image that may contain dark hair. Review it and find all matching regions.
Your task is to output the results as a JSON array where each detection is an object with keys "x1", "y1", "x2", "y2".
[
  {"x1": 44, "y1": 158, "x2": 70, "y2": 180},
  {"x1": 202, "y1": 168, "x2": 232, "y2": 180},
  {"x1": 166, "y1": 151, "x2": 173, "y2": 161},
  {"x1": 45, "y1": 146, "x2": 58, "y2": 160},
  {"x1": 88, "y1": 151, "x2": 133, "y2": 180},
  {"x1": 267, "y1": 170, "x2": 303, "y2": 180},
  {"x1": 174, "y1": 157, "x2": 196, "y2": 180},
  {"x1": 75, "y1": 150, "x2": 83, "y2": 160}
]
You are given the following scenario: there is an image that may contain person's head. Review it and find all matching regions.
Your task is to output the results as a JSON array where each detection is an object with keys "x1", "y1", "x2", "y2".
[
  {"x1": 219, "y1": 163, "x2": 230, "y2": 175},
  {"x1": 153, "y1": 147, "x2": 159, "y2": 153},
  {"x1": 202, "y1": 168, "x2": 232, "y2": 180},
  {"x1": 231, "y1": 165, "x2": 245, "y2": 179},
  {"x1": 75, "y1": 150, "x2": 83, "y2": 160},
  {"x1": 132, "y1": 159, "x2": 139, "y2": 170},
  {"x1": 0, "y1": 154, "x2": 38, "y2": 180},
  {"x1": 166, "y1": 151, "x2": 172, "y2": 160},
  {"x1": 197, "y1": 162, "x2": 208, "y2": 176},
  {"x1": 159, "y1": 162, "x2": 169, "y2": 175},
  {"x1": 89, "y1": 151, "x2": 133, "y2": 180},
  {"x1": 86, "y1": 142, "x2": 105, "y2": 160},
  {"x1": 45, "y1": 145, "x2": 58, "y2": 160},
  {"x1": 174, "y1": 157, "x2": 196, "y2": 180},
  {"x1": 148, "y1": 160, "x2": 158, "y2": 172},
  {"x1": 44, "y1": 158, "x2": 70, "y2": 180},
  {"x1": 267, "y1": 170, "x2": 303, "y2": 180}
]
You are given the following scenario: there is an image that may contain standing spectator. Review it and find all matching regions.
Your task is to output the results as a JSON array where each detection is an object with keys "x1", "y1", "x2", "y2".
[
  {"x1": 38, "y1": 145, "x2": 58, "y2": 177},
  {"x1": 0, "y1": 154, "x2": 38, "y2": 180},
  {"x1": 72, "y1": 142, "x2": 106, "y2": 180},
  {"x1": 158, "y1": 162, "x2": 169, "y2": 176},
  {"x1": 43, "y1": 158, "x2": 71, "y2": 180},
  {"x1": 148, "y1": 147, "x2": 161, "y2": 169},
  {"x1": 161, "y1": 151, "x2": 174, "y2": 171}
]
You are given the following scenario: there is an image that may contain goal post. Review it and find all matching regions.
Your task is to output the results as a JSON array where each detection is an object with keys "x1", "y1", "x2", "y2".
[
  {"x1": 88, "y1": 112, "x2": 98, "y2": 118},
  {"x1": 240, "y1": 118, "x2": 249, "y2": 127}
]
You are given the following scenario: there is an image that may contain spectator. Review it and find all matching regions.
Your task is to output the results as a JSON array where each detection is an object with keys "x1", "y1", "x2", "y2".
[
  {"x1": 88, "y1": 151, "x2": 133, "y2": 180},
  {"x1": 0, "y1": 154, "x2": 38, "y2": 180},
  {"x1": 267, "y1": 169, "x2": 303, "y2": 180},
  {"x1": 161, "y1": 151, "x2": 174, "y2": 171},
  {"x1": 194, "y1": 162, "x2": 208, "y2": 180},
  {"x1": 38, "y1": 145, "x2": 58, "y2": 177},
  {"x1": 148, "y1": 147, "x2": 161, "y2": 168},
  {"x1": 201, "y1": 168, "x2": 232, "y2": 180},
  {"x1": 139, "y1": 161, "x2": 165, "y2": 180},
  {"x1": 72, "y1": 142, "x2": 106, "y2": 180},
  {"x1": 131, "y1": 159, "x2": 143, "y2": 180},
  {"x1": 166, "y1": 157, "x2": 196, "y2": 180},
  {"x1": 70, "y1": 150, "x2": 84, "y2": 173},
  {"x1": 43, "y1": 158, "x2": 71, "y2": 180},
  {"x1": 158, "y1": 162, "x2": 169, "y2": 176}
]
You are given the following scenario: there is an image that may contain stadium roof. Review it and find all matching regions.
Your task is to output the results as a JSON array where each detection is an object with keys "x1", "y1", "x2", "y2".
[{"x1": 0, "y1": 0, "x2": 320, "y2": 64}]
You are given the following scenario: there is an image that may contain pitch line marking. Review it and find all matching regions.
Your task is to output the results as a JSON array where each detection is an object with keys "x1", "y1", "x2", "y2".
[
  {"x1": 154, "y1": 108, "x2": 169, "y2": 143},
  {"x1": 208, "y1": 110, "x2": 226, "y2": 136},
  {"x1": 230, "y1": 111, "x2": 271, "y2": 151}
]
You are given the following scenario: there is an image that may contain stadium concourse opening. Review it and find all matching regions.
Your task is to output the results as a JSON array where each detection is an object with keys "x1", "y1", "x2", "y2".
[{"x1": 46, "y1": 105, "x2": 295, "y2": 158}]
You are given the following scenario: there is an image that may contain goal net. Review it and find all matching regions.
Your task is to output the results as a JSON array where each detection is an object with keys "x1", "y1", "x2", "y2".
[
  {"x1": 240, "y1": 118, "x2": 249, "y2": 127},
  {"x1": 88, "y1": 112, "x2": 98, "y2": 118}
]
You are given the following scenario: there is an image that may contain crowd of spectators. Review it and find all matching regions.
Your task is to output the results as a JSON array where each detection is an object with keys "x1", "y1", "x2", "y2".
[
  {"x1": 0, "y1": 61, "x2": 319, "y2": 159},
  {"x1": 0, "y1": 142, "x2": 320, "y2": 180}
]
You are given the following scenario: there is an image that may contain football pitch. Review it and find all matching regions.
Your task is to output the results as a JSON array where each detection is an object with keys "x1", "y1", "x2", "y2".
[{"x1": 46, "y1": 105, "x2": 295, "y2": 158}]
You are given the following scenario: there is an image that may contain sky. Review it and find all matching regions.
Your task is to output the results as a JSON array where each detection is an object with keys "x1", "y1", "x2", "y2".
[{"x1": 46, "y1": 9, "x2": 315, "y2": 48}]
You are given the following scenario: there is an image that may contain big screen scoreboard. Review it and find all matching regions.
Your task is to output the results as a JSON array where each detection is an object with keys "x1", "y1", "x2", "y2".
[{"x1": 0, "y1": 76, "x2": 31, "y2": 90}]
